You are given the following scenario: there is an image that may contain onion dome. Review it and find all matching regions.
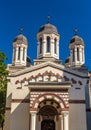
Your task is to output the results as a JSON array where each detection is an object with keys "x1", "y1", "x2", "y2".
[
  {"x1": 13, "y1": 34, "x2": 28, "y2": 45},
  {"x1": 38, "y1": 23, "x2": 58, "y2": 34},
  {"x1": 70, "y1": 35, "x2": 84, "y2": 45}
]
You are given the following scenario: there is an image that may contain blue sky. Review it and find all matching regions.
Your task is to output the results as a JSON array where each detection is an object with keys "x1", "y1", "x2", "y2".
[{"x1": 0, "y1": 0, "x2": 91, "y2": 70}]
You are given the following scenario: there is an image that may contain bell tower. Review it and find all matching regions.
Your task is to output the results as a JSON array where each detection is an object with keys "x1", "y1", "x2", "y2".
[
  {"x1": 12, "y1": 32, "x2": 28, "y2": 67},
  {"x1": 36, "y1": 18, "x2": 60, "y2": 61},
  {"x1": 69, "y1": 30, "x2": 85, "y2": 68}
]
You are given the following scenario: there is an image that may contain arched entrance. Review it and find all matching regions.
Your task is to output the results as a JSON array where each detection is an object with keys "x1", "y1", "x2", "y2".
[
  {"x1": 38, "y1": 100, "x2": 61, "y2": 130},
  {"x1": 41, "y1": 119, "x2": 55, "y2": 130}
]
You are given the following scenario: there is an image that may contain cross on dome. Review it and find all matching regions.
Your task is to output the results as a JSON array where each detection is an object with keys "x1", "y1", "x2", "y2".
[
  {"x1": 19, "y1": 27, "x2": 24, "y2": 34},
  {"x1": 47, "y1": 15, "x2": 51, "y2": 23},
  {"x1": 74, "y1": 28, "x2": 79, "y2": 35}
]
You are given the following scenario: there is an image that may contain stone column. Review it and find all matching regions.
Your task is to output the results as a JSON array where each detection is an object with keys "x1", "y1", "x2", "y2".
[
  {"x1": 59, "y1": 115, "x2": 63, "y2": 130},
  {"x1": 82, "y1": 47, "x2": 85, "y2": 63},
  {"x1": 57, "y1": 41, "x2": 59, "y2": 59},
  {"x1": 51, "y1": 38, "x2": 54, "y2": 57},
  {"x1": 24, "y1": 48, "x2": 27, "y2": 64},
  {"x1": 63, "y1": 113, "x2": 69, "y2": 130},
  {"x1": 43, "y1": 38, "x2": 46, "y2": 57},
  {"x1": 30, "y1": 111, "x2": 37, "y2": 130},
  {"x1": 20, "y1": 47, "x2": 23, "y2": 63},
  {"x1": 74, "y1": 47, "x2": 77, "y2": 65},
  {"x1": 16, "y1": 47, "x2": 18, "y2": 61},
  {"x1": 70, "y1": 49, "x2": 73, "y2": 66},
  {"x1": 79, "y1": 47, "x2": 82, "y2": 63}
]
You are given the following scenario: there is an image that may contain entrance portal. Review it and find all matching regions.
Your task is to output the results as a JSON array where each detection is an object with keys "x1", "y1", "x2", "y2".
[
  {"x1": 38, "y1": 100, "x2": 61, "y2": 130},
  {"x1": 41, "y1": 120, "x2": 55, "y2": 130}
]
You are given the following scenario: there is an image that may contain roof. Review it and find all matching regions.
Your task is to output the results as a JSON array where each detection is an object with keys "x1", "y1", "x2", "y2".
[
  {"x1": 13, "y1": 34, "x2": 28, "y2": 45},
  {"x1": 70, "y1": 35, "x2": 84, "y2": 45},
  {"x1": 38, "y1": 23, "x2": 58, "y2": 34}
]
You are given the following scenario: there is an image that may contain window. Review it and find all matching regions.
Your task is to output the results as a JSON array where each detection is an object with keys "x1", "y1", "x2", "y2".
[
  {"x1": 77, "y1": 48, "x2": 79, "y2": 61},
  {"x1": 54, "y1": 38, "x2": 57, "y2": 54},
  {"x1": 46, "y1": 36, "x2": 50, "y2": 52},
  {"x1": 39, "y1": 38, "x2": 42, "y2": 54},
  {"x1": 18, "y1": 47, "x2": 20, "y2": 60}
]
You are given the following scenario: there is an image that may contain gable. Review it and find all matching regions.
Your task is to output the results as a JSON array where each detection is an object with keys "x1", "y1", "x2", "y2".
[{"x1": 8, "y1": 61, "x2": 89, "y2": 87}]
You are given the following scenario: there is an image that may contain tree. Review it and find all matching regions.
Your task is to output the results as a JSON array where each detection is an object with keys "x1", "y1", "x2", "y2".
[{"x1": 0, "y1": 50, "x2": 8, "y2": 129}]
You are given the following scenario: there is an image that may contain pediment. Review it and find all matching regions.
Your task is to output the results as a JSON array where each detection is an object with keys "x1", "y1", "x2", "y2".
[
  {"x1": 9, "y1": 61, "x2": 88, "y2": 78},
  {"x1": 8, "y1": 61, "x2": 89, "y2": 87}
]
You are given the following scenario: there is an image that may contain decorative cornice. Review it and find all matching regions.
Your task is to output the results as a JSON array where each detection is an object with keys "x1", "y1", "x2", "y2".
[
  {"x1": 69, "y1": 100, "x2": 86, "y2": 104},
  {"x1": 12, "y1": 99, "x2": 30, "y2": 103},
  {"x1": 8, "y1": 61, "x2": 89, "y2": 79}
]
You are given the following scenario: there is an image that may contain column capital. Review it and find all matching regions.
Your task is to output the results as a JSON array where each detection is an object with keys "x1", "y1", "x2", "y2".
[
  {"x1": 30, "y1": 111, "x2": 37, "y2": 114},
  {"x1": 61, "y1": 111, "x2": 69, "y2": 115},
  {"x1": 30, "y1": 111, "x2": 37, "y2": 130}
]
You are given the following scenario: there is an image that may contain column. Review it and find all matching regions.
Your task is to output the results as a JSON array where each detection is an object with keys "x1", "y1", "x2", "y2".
[
  {"x1": 74, "y1": 47, "x2": 77, "y2": 65},
  {"x1": 30, "y1": 111, "x2": 37, "y2": 130},
  {"x1": 20, "y1": 47, "x2": 23, "y2": 63},
  {"x1": 63, "y1": 113, "x2": 69, "y2": 130},
  {"x1": 59, "y1": 115, "x2": 64, "y2": 130},
  {"x1": 12, "y1": 48, "x2": 15, "y2": 63},
  {"x1": 51, "y1": 38, "x2": 54, "y2": 57},
  {"x1": 70, "y1": 49, "x2": 73, "y2": 66},
  {"x1": 82, "y1": 47, "x2": 85, "y2": 63},
  {"x1": 54, "y1": 116, "x2": 58, "y2": 130},
  {"x1": 57, "y1": 41, "x2": 59, "y2": 59},
  {"x1": 24, "y1": 48, "x2": 27, "y2": 65},
  {"x1": 60, "y1": 115, "x2": 63, "y2": 130},
  {"x1": 43, "y1": 38, "x2": 46, "y2": 57},
  {"x1": 37, "y1": 41, "x2": 39, "y2": 58},
  {"x1": 15, "y1": 47, "x2": 18, "y2": 62},
  {"x1": 79, "y1": 47, "x2": 82, "y2": 63}
]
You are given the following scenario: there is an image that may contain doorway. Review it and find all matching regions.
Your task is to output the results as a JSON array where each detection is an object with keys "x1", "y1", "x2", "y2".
[{"x1": 41, "y1": 119, "x2": 55, "y2": 130}]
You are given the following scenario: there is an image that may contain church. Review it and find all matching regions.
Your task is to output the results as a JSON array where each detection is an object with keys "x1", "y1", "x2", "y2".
[{"x1": 4, "y1": 20, "x2": 91, "y2": 130}]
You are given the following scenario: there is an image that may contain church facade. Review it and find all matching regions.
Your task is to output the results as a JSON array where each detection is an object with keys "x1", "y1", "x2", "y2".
[{"x1": 4, "y1": 21, "x2": 91, "y2": 130}]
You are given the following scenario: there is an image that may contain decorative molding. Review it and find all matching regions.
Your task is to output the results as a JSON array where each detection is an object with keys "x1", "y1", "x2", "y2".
[
  {"x1": 12, "y1": 99, "x2": 30, "y2": 103},
  {"x1": 71, "y1": 78, "x2": 77, "y2": 84},
  {"x1": 15, "y1": 71, "x2": 63, "y2": 84},
  {"x1": 78, "y1": 80, "x2": 82, "y2": 85},
  {"x1": 69, "y1": 100, "x2": 86, "y2": 104},
  {"x1": 64, "y1": 76, "x2": 69, "y2": 81},
  {"x1": 15, "y1": 80, "x2": 19, "y2": 84},
  {"x1": 9, "y1": 62, "x2": 89, "y2": 79},
  {"x1": 30, "y1": 92, "x2": 69, "y2": 112}
]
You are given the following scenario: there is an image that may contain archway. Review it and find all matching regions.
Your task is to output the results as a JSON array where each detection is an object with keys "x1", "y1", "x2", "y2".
[{"x1": 38, "y1": 100, "x2": 60, "y2": 130}]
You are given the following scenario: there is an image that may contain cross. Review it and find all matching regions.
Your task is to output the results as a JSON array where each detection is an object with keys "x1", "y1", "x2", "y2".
[
  {"x1": 47, "y1": 15, "x2": 51, "y2": 23},
  {"x1": 19, "y1": 27, "x2": 24, "y2": 34},
  {"x1": 74, "y1": 28, "x2": 79, "y2": 35}
]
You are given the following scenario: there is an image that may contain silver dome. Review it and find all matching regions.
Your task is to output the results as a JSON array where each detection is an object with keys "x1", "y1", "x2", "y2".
[{"x1": 13, "y1": 34, "x2": 28, "y2": 45}]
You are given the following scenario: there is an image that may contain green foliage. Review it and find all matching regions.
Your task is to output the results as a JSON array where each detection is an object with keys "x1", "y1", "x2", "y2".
[{"x1": 0, "y1": 50, "x2": 8, "y2": 127}]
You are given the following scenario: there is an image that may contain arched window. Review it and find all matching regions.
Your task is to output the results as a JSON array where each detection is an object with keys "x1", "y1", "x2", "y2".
[
  {"x1": 46, "y1": 36, "x2": 50, "y2": 52},
  {"x1": 39, "y1": 38, "x2": 42, "y2": 54},
  {"x1": 54, "y1": 38, "x2": 57, "y2": 54},
  {"x1": 77, "y1": 48, "x2": 79, "y2": 61},
  {"x1": 72, "y1": 48, "x2": 75, "y2": 62},
  {"x1": 18, "y1": 47, "x2": 20, "y2": 60}
]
